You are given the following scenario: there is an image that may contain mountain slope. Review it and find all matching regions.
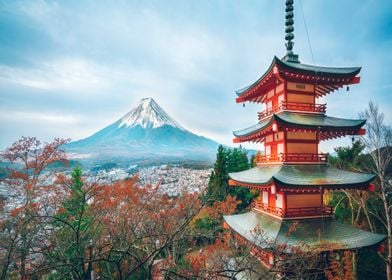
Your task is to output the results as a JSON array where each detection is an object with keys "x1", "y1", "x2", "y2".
[{"x1": 66, "y1": 98, "x2": 219, "y2": 162}]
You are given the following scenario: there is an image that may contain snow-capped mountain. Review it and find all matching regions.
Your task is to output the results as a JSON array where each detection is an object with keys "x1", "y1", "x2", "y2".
[
  {"x1": 118, "y1": 98, "x2": 185, "y2": 130},
  {"x1": 66, "y1": 98, "x2": 219, "y2": 163}
]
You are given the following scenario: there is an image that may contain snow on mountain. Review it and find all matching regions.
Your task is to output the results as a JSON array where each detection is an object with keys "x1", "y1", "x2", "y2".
[
  {"x1": 118, "y1": 98, "x2": 185, "y2": 130},
  {"x1": 66, "y1": 98, "x2": 219, "y2": 163}
]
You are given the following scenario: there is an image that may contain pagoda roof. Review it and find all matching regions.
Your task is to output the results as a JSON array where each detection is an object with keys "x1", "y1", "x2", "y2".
[
  {"x1": 236, "y1": 56, "x2": 361, "y2": 102},
  {"x1": 223, "y1": 211, "x2": 386, "y2": 252},
  {"x1": 275, "y1": 57, "x2": 361, "y2": 77},
  {"x1": 233, "y1": 111, "x2": 365, "y2": 142},
  {"x1": 229, "y1": 165, "x2": 375, "y2": 189}
]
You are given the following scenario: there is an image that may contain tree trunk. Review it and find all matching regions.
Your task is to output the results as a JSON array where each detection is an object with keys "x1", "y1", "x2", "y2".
[
  {"x1": 352, "y1": 251, "x2": 357, "y2": 280},
  {"x1": 382, "y1": 183, "x2": 392, "y2": 280}
]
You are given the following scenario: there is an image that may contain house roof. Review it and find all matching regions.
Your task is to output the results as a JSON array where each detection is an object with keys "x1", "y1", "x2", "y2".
[{"x1": 224, "y1": 211, "x2": 386, "y2": 252}]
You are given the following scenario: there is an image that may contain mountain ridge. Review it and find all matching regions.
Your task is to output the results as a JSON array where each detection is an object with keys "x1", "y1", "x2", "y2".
[{"x1": 66, "y1": 98, "x2": 220, "y2": 163}]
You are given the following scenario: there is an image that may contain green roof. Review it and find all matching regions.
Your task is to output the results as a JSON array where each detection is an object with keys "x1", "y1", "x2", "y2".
[
  {"x1": 236, "y1": 56, "x2": 361, "y2": 97},
  {"x1": 233, "y1": 111, "x2": 365, "y2": 138},
  {"x1": 229, "y1": 165, "x2": 375, "y2": 188},
  {"x1": 224, "y1": 211, "x2": 386, "y2": 251},
  {"x1": 276, "y1": 57, "x2": 361, "y2": 76}
]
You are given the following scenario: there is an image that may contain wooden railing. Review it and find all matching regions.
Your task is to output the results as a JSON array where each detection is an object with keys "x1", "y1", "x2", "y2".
[
  {"x1": 256, "y1": 153, "x2": 328, "y2": 164},
  {"x1": 254, "y1": 202, "x2": 333, "y2": 218},
  {"x1": 254, "y1": 201, "x2": 285, "y2": 217},
  {"x1": 258, "y1": 101, "x2": 326, "y2": 119},
  {"x1": 281, "y1": 101, "x2": 326, "y2": 113},
  {"x1": 255, "y1": 154, "x2": 283, "y2": 164},
  {"x1": 282, "y1": 153, "x2": 328, "y2": 163},
  {"x1": 285, "y1": 206, "x2": 333, "y2": 218}
]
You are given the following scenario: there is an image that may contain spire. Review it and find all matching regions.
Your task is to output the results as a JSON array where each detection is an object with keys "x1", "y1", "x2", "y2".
[{"x1": 283, "y1": 0, "x2": 299, "y2": 63}]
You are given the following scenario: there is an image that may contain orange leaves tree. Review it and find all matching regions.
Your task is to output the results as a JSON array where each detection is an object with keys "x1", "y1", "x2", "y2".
[
  {"x1": 92, "y1": 179, "x2": 203, "y2": 279},
  {"x1": 0, "y1": 136, "x2": 69, "y2": 279},
  {"x1": 37, "y1": 169, "x2": 204, "y2": 279}
]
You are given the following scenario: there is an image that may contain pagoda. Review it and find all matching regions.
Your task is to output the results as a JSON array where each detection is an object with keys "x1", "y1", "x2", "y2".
[{"x1": 223, "y1": 0, "x2": 386, "y2": 276}]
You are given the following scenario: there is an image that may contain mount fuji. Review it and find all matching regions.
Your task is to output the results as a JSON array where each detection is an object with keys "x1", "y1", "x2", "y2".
[{"x1": 66, "y1": 98, "x2": 219, "y2": 164}]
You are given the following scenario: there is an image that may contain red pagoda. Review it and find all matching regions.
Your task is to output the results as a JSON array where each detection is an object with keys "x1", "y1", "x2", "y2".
[{"x1": 223, "y1": 0, "x2": 385, "y2": 276}]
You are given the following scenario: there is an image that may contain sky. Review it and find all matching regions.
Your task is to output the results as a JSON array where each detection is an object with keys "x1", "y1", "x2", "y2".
[{"x1": 1, "y1": 0, "x2": 392, "y2": 152}]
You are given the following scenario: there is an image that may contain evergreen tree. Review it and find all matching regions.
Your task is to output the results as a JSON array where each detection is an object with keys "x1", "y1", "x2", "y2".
[
  {"x1": 227, "y1": 147, "x2": 255, "y2": 211},
  {"x1": 48, "y1": 167, "x2": 99, "y2": 279},
  {"x1": 205, "y1": 145, "x2": 229, "y2": 202},
  {"x1": 205, "y1": 146, "x2": 255, "y2": 211}
]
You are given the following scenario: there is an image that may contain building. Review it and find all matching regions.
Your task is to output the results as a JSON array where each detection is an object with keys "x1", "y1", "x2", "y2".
[{"x1": 223, "y1": 0, "x2": 386, "y2": 277}]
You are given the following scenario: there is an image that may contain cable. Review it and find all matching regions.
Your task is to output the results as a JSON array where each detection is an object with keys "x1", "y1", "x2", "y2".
[{"x1": 299, "y1": 0, "x2": 315, "y2": 64}]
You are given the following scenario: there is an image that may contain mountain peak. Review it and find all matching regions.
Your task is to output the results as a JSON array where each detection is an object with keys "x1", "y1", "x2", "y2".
[{"x1": 118, "y1": 98, "x2": 185, "y2": 130}]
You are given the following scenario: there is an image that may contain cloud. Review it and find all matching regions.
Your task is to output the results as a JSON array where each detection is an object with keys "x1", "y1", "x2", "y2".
[
  {"x1": 0, "y1": 0, "x2": 391, "y2": 151},
  {"x1": 0, "y1": 59, "x2": 110, "y2": 91},
  {"x1": 0, "y1": 110, "x2": 80, "y2": 125}
]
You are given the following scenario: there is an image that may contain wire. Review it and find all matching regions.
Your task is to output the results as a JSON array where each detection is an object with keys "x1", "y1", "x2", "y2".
[{"x1": 299, "y1": 0, "x2": 315, "y2": 64}]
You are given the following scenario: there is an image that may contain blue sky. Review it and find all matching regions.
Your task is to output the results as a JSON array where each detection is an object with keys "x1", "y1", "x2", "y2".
[{"x1": 1, "y1": 0, "x2": 391, "y2": 152}]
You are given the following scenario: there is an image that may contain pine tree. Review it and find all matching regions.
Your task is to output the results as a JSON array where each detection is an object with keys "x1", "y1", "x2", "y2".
[
  {"x1": 48, "y1": 167, "x2": 98, "y2": 279},
  {"x1": 205, "y1": 146, "x2": 255, "y2": 210},
  {"x1": 205, "y1": 145, "x2": 229, "y2": 202},
  {"x1": 227, "y1": 147, "x2": 254, "y2": 211}
]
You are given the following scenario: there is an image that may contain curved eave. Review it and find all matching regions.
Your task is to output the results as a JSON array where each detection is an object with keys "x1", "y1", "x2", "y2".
[
  {"x1": 236, "y1": 57, "x2": 277, "y2": 98},
  {"x1": 233, "y1": 112, "x2": 366, "y2": 143},
  {"x1": 275, "y1": 165, "x2": 377, "y2": 187},
  {"x1": 233, "y1": 117, "x2": 273, "y2": 143},
  {"x1": 275, "y1": 112, "x2": 366, "y2": 130},
  {"x1": 224, "y1": 211, "x2": 386, "y2": 252},
  {"x1": 229, "y1": 166, "x2": 281, "y2": 186},
  {"x1": 229, "y1": 165, "x2": 376, "y2": 189},
  {"x1": 276, "y1": 56, "x2": 361, "y2": 77},
  {"x1": 235, "y1": 56, "x2": 361, "y2": 103}
]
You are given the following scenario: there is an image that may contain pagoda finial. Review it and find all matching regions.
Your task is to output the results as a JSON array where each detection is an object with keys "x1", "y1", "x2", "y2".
[{"x1": 283, "y1": 0, "x2": 299, "y2": 63}]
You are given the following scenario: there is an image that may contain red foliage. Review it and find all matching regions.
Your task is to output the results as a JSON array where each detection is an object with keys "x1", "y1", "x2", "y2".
[{"x1": 1, "y1": 137, "x2": 69, "y2": 215}]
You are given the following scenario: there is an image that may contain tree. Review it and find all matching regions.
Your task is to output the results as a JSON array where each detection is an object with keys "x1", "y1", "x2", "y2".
[
  {"x1": 205, "y1": 145, "x2": 229, "y2": 202},
  {"x1": 39, "y1": 170, "x2": 206, "y2": 279},
  {"x1": 0, "y1": 136, "x2": 69, "y2": 279},
  {"x1": 328, "y1": 141, "x2": 376, "y2": 229},
  {"x1": 44, "y1": 167, "x2": 100, "y2": 279},
  {"x1": 227, "y1": 147, "x2": 255, "y2": 211},
  {"x1": 359, "y1": 102, "x2": 392, "y2": 280},
  {"x1": 205, "y1": 145, "x2": 254, "y2": 211}
]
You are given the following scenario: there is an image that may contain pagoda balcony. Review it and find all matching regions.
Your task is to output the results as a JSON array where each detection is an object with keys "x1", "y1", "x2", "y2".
[
  {"x1": 254, "y1": 202, "x2": 333, "y2": 218},
  {"x1": 256, "y1": 153, "x2": 328, "y2": 165},
  {"x1": 258, "y1": 101, "x2": 327, "y2": 120}
]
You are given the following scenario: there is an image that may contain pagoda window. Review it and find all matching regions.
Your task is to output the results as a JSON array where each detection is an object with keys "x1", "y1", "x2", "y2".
[
  {"x1": 262, "y1": 191, "x2": 269, "y2": 205},
  {"x1": 286, "y1": 93, "x2": 314, "y2": 104},
  {"x1": 287, "y1": 194, "x2": 321, "y2": 208},
  {"x1": 286, "y1": 143, "x2": 317, "y2": 154},
  {"x1": 276, "y1": 194, "x2": 283, "y2": 209}
]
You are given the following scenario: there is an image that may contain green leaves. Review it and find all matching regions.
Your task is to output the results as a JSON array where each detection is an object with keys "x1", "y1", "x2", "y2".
[{"x1": 205, "y1": 145, "x2": 255, "y2": 211}]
